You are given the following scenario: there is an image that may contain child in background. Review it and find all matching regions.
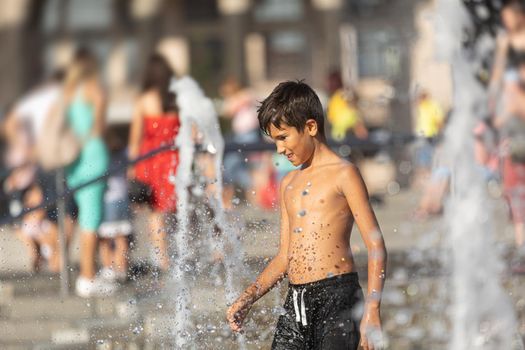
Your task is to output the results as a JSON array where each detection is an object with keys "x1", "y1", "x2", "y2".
[
  {"x1": 412, "y1": 140, "x2": 451, "y2": 220},
  {"x1": 17, "y1": 184, "x2": 60, "y2": 273},
  {"x1": 98, "y1": 128, "x2": 131, "y2": 283}
]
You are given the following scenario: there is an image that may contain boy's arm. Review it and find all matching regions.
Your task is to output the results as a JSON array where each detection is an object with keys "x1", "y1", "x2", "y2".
[
  {"x1": 340, "y1": 164, "x2": 386, "y2": 346},
  {"x1": 227, "y1": 173, "x2": 292, "y2": 331}
]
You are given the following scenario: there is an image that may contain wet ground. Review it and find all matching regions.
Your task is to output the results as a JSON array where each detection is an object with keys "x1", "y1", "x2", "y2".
[{"x1": 0, "y1": 189, "x2": 523, "y2": 349}]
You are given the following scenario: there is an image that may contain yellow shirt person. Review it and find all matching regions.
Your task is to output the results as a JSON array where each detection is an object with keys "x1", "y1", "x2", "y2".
[
  {"x1": 327, "y1": 89, "x2": 367, "y2": 141},
  {"x1": 416, "y1": 94, "x2": 444, "y2": 138}
]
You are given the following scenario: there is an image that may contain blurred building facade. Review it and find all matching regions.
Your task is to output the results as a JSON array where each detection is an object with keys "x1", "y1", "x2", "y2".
[{"x1": 0, "y1": 0, "x2": 448, "y2": 131}]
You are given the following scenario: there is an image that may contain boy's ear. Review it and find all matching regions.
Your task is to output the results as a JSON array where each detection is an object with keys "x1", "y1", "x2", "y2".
[{"x1": 305, "y1": 119, "x2": 318, "y2": 136}]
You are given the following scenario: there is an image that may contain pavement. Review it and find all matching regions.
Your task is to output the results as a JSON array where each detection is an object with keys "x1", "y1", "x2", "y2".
[{"x1": 0, "y1": 187, "x2": 523, "y2": 349}]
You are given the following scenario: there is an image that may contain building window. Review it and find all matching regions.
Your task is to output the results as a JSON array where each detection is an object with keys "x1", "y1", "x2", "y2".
[
  {"x1": 254, "y1": 0, "x2": 303, "y2": 22},
  {"x1": 184, "y1": 0, "x2": 219, "y2": 22},
  {"x1": 357, "y1": 30, "x2": 401, "y2": 79},
  {"x1": 190, "y1": 37, "x2": 224, "y2": 94},
  {"x1": 267, "y1": 30, "x2": 307, "y2": 79}
]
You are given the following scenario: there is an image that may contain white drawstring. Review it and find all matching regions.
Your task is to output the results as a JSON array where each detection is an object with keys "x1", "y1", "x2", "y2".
[
  {"x1": 293, "y1": 289, "x2": 301, "y2": 323},
  {"x1": 300, "y1": 289, "x2": 307, "y2": 326},
  {"x1": 292, "y1": 288, "x2": 308, "y2": 326}
]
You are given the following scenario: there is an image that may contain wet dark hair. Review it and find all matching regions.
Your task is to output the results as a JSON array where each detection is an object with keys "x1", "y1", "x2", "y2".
[
  {"x1": 503, "y1": 0, "x2": 525, "y2": 12},
  {"x1": 142, "y1": 53, "x2": 177, "y2": 113},
  {"x1": 257, "y1": 80, "x2": 325, "y2": 139}
]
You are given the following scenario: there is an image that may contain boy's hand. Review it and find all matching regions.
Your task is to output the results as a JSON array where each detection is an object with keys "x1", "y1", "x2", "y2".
[
  {"x1": 227, "y1": 299, "x2": 252, "y2": 332},
  {"x1": 359, "y1": 306, "x2": 384, "y2": 350}
]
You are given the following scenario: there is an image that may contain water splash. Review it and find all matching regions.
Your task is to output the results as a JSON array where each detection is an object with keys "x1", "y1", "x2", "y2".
[
  {"x1": 169, "y1": 76, "x2": 247, "y2": 348},
  {"x1": 435, "y1": 1, "x2": 521, "y2": 349}
]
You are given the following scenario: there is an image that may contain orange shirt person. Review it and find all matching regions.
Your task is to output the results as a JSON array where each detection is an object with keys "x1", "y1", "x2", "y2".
[{"x1": 227, "y1": 81, "x2": 387, "y2": 350}]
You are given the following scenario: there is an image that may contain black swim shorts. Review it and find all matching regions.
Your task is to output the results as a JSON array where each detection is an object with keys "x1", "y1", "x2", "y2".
[{"x1": 272, "y1": 272, "x2": 364, "y2": 350}]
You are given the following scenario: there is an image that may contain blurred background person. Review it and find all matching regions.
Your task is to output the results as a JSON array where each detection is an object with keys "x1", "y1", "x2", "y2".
[
  {"x1": 0, "y1": 71, "x2": 79, "y2": 275},
  {"x1": 16, "y1": 183, "x2": 60, "y2": 273},
  {"x1": 128, "y1": 53, "x2": 180, "y2": 273},
  {"x1": 488, "y1": 1, "x2": 525, "y2": 272},
  {"x1": 489, "y1": 0, "x2": 525, "y2": 112},
  {"x1": 98, "y1": 127, "x2": 131, "y2": 284},
  {"x1": 62, "y1": 48, "x2": 115, "y2": 297},
  {"x1": 473, "y1": 117, "x2": 500, "y2": 183},
  {"x1": 412, "y1": 89, "x2": 445, "y2": 188},
  {"x1": 412, "y1": 140, "x2": 450, "y2": 220},
  {"x1": 326, "y1": 70, "x2": 368, "y2": 142},
  {"x1": 2, "y1": 71, "x2": 69, "y2": 221},
  {"x1": 219, "y1": 77, "x2": 273, "y2": 209},
  {"x1": 1, "y1": 106, "x2": 36, "y2": 215},
  {"x1": 495, "y1": 54, "x2": 525, "y2": 272}
]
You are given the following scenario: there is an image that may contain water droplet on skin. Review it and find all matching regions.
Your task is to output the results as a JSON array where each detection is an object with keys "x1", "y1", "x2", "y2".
[
  {"x1": 287, "y1": 185, "x2": 293, "y2": 190},
  {"x1": 302, "y1": 189, "x2": 309, "y2": 196},
  {"x1": 307, "y1": 181, "x2": 312, "y2": 187},
  {"x1": 298, "y1": 210, "x2": 306, "y2": 217},
  {"x1": 293, "y1": 227, "x2": 303, "y2": 233},
  {"x1": 341, "y1": 257, "x2": 346, "y2": 262},
  {"x1": 327, "y1": 272, "x2": 334, "y2": 278}
]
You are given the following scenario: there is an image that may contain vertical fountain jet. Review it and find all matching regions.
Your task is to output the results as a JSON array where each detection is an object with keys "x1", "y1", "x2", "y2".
[
  {"x1": 435, "y1": 1, "x2": 521, "y2": 349},
  {"x1": 168, "y1": 77, "x2": 247, "y2": 348}
]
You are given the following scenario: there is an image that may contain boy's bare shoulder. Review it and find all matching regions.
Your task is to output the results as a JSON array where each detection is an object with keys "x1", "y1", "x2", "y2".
[
  {"x1": 321, "y1": 158, "x2": 360, "y2": 177},
  {"x1": 330, "y1": 160, "x2": 365, "y2": 192},
  {"x1": 280, "y1": 169, "x2": 298, "y2": 188},
  {"x1": 336, "y1": 160, "x2": 360, "y2": 176}
]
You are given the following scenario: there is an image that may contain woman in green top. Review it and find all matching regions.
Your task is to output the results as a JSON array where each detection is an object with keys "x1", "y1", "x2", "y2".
[{"x1": 63, "y1": 48, "x2": 115, "y2": 297}]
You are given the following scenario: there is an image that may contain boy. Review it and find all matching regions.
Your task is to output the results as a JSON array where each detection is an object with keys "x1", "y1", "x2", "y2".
[{"x1": 227, "y1": 81, "x2": 386, "y2": 350}]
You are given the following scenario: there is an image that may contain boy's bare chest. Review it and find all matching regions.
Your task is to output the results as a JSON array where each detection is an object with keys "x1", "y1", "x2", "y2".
[{"x1": 283, "y1": 176, "x2": 346, "y2": 219}]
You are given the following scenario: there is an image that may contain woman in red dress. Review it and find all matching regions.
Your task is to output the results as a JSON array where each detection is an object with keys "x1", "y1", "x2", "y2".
[{"x1": 128, "y1": 54, "x2": 179, "y2": 272}]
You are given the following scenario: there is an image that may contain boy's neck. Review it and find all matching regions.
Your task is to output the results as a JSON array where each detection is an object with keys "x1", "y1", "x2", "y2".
[{"x1": 300, "y1": 139, "x2": 335, "y2": 170}]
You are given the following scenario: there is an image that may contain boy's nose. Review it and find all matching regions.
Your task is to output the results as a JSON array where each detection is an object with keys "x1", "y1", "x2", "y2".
[{"x1": 276, "y1": 142, "x2": 286, "y2": 155}]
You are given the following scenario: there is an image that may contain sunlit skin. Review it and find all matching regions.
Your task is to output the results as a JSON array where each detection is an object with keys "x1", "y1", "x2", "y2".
[{"x1": 227, "y1": 119, "x2": 387, "y2": 350}]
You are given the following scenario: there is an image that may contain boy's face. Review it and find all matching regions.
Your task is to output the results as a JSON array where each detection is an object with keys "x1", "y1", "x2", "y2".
[{"x1": 269, "y1": 121, "x2": 317, "y2": 166}]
